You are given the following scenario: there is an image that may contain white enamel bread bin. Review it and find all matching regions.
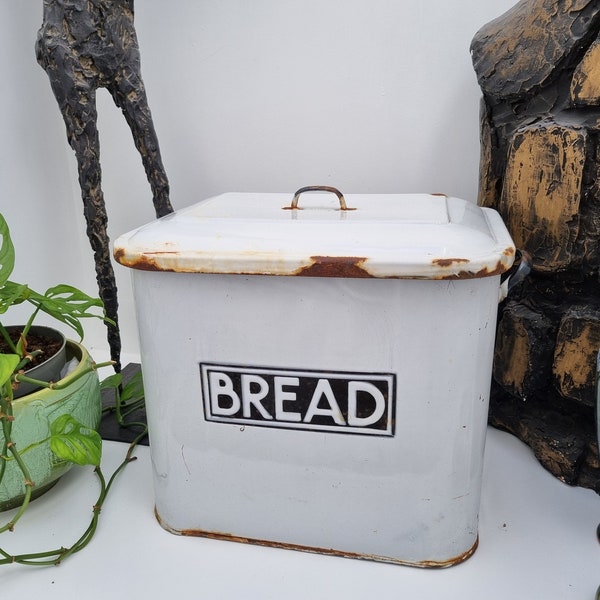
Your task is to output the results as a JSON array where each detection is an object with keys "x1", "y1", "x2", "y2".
[{"x1": 114, "y1": 187, "x2": 515, "y2": 567}]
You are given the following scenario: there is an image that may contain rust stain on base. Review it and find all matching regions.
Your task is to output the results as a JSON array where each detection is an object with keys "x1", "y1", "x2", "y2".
[{"x1": 154, "y1": 508, "x2": 478, "y2": 568}]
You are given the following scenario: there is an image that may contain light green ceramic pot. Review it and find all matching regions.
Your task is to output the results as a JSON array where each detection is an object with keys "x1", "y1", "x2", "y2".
[{"x1": 0, "y1": 340, "x2": 101, "y2": 511}]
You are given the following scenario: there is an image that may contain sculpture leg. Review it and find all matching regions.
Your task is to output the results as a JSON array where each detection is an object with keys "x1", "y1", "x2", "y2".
[
  {"x1": 45, "y1": 77, "x2": 122, "y2": 372},
  {"x1": 109, "y1": 68, "x2": 174, "y2": 218}
]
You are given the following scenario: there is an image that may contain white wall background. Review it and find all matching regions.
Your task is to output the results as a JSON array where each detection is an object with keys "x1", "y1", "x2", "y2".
[{"x1": 0, "y1": 0, "x2": 516, "y2": 361}]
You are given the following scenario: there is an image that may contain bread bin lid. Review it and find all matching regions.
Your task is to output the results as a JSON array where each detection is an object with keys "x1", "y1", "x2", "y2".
[{"x1": 113, "y1": 188, "x2": 515, "y2": 279}]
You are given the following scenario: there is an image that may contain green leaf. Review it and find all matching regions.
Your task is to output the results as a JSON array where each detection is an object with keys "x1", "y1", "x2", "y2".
[
  {"x1": 120, "y1": 370, "x2": 144, "y2": 403},
  {"x1": 99, "y1": 372, "x2": 123, "y2": 392},
  {"x1": 0, "y1": 353, "x2": 19, "y2": 388},
  {"x1": 27, "y1": 285, "x2": 109, "y2": 340},
  {"x1": 0, "y1": 281, "x2": 29, "y2": 315},
  {"x1": 49, "y1": 414, "x2": 102, "y2": 466},
  {"x1": 100, "y1": 371, "x2": 144, "y2": 402},
  {"x1": 0, "y1": 213, "x2": 15, "y2": 287}
]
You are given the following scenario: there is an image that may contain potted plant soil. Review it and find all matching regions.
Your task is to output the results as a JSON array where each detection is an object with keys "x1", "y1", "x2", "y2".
[{"x1": 0, "y1": 211, "x2": 112, "y2": 512}]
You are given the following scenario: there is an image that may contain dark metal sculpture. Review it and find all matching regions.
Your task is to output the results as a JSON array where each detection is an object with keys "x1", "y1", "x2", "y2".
[{"x1": 35, "y1": 0, "x2": 174, "y2": 371}]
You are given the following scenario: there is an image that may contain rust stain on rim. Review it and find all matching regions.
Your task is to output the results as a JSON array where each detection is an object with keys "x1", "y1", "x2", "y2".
[
  {"x1": 113, "y1": 247, "x2": 174, "y2": 272},
  {"x1": 295, "y1": 256, "x2": 373, "y2": 278},
  {"x1": 155, "y1": 508, "x2": 478, "y2": 568},
  {"x1": 114, "y1": 248, "x2": 516, "y2": 279},
  {"x1": 114, "y1": 250, "x2": 375, "y2": 277},
  {"x1": 433, "y1": 257, "x2": 470, "y2": 268},
  {"x1": 432, "y1": 246, "x2": 515, "y2": 280}
]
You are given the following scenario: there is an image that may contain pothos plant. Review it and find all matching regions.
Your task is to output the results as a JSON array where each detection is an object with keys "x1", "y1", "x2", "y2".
[{"x1": 0, "y1": 211, "x2": 147, "y2": 565}]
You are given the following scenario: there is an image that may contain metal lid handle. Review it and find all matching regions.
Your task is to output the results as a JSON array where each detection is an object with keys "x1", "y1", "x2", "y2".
[{"x1": 288, "y1": 186, "x2": 354, "y2": 210}]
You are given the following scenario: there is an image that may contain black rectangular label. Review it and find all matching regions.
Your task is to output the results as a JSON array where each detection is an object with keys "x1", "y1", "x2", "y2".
[{"x1": 200, "y1": 364, "x2": 395, "y2": 436}]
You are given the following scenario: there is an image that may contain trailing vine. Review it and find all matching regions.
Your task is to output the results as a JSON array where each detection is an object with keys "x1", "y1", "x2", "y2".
[
  {"x1": 0, "y1": 363, "x2": 147, "y2": 566},
  {"x1": 0, "y1": 207, "x2": 149, "y2": 565}
]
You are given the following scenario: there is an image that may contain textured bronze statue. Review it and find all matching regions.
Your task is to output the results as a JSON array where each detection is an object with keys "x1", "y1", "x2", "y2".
[{"x1": 36, "y1": 0, "x2": 174, "y2": 371}]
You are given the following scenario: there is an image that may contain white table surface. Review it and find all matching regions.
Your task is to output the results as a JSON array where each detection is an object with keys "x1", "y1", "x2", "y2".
[{"x1": 2, "y1": 427, "x2": 599, "y2": 599}]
